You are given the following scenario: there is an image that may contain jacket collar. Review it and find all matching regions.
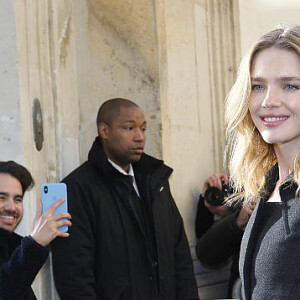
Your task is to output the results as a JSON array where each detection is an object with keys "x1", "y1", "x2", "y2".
[
  {"x1": 87, "y1": 136, "x2": 173, "y2": 183},
  {"x1": 260, "y1": 163, "x2": 298, "y2": 202}
]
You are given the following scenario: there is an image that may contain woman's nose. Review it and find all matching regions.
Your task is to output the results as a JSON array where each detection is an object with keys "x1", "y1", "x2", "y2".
[{"x1": 262, "y1": 88, "x2": 281, "y2": 108}]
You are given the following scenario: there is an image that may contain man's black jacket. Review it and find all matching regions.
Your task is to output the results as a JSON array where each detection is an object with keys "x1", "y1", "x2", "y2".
[{"x1": 52, "y1": 137, "x2": 198, "y2": 300}]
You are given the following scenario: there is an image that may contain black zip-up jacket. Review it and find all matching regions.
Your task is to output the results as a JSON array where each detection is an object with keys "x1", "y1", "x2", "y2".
[
  {"x1": 52, "y1": 137, "x2": 198, "y2": 300},
  {"x1": 0, "y1": 228, "x2": 49, "y2": 300}
]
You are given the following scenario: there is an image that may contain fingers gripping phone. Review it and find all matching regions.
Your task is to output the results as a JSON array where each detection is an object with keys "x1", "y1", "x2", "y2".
[{"x1": 41, "y1": 183, "x2": 68, "y2": 232}]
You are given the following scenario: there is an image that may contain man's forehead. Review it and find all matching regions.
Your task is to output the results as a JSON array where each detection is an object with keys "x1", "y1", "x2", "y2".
[
  {"x1": 119, "y1": 104, "x2": 142, "y2": 113},
  {"x1": 0, "y1": 173, "x2": 23, "y2": 194},
  {"x1": 116, "y1": 106, "x2": 145, "y2": 119}
]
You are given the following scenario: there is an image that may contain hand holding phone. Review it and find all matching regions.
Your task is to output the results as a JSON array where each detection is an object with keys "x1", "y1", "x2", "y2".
[
  {"x1": 31, "y1": 183, "x2": 71, "y2": 247},
  {"x1": 31, "y1": 197, "x2": 71, "y2": 246}
]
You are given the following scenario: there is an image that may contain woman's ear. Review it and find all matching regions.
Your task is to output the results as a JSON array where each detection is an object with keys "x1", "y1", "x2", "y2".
[{"x1": 98, "y1": 122, "x2": 109, "y2": 140}]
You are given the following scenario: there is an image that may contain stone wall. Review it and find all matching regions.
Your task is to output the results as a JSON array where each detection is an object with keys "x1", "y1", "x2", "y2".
[{"x1": 0, "y1": 1, "x2": 22, "y2": 163}]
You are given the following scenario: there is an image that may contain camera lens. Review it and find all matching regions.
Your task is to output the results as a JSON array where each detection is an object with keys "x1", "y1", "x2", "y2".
[
  {"x1": 44, "y1": 186, "x2": 48, "y2": 194},
  {"x1": 204, "y1": 186, "x2": 224, "y2": 206}
]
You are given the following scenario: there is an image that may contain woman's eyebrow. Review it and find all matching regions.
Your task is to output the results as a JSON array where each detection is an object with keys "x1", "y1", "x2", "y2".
[
  {"x1": 250, "y1": 77, "x2": 264, "y2": 82},
  {"x1": 277, "y1": 76, "x2": 300, "y2": 82},
  {"x1": 251, "y1": 76, "x2": 300, "y2": 82}
]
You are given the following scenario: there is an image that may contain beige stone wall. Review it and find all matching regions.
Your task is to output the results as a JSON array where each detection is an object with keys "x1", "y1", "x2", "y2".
[
  {"x1": 13, "y1": 1, "x2": 79, "y2": 298},
  {"x1": 156, "y1": 1, "x2": 241, "y2": 298},
  {"x1": 0, "y1": 1, "x2": 22, "y2": 162},
  {"x1": 239, "y1": 0, "x2": 300, "y2": 55}
]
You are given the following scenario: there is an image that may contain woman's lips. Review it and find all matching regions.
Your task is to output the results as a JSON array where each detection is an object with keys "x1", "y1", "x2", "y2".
[{"x1": 260, "y1": 115, "x2": 289, "y2": 127}]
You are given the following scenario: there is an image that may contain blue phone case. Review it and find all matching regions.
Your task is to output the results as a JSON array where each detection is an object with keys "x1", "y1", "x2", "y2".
[{"x1": 41, "y1": 183, "x2": 68, "y2": 232}]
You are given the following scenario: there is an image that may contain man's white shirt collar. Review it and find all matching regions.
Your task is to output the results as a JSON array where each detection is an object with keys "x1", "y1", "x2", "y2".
[{"x1": 108, "y1": 159, "x2": 140, "y2": 197}]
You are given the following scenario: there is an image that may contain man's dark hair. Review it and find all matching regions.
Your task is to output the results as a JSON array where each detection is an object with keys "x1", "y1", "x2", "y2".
[
  {"x1": 96, "y1": 98, "x2": 139, "y2": 131},
  {"x1": 0, "y1": 161, "x2": 34, "y2": 194}
]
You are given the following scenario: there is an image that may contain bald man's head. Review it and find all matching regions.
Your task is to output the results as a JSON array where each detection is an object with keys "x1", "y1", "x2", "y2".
[
  {"x1": 96, "y1": 98, "x2": 146, "y2": 171},
  {"x1": 96, "y1": 98, "x2": 140, "y2": 134}
]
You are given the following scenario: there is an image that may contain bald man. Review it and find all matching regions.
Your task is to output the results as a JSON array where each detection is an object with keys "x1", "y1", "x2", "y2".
[{"x1": 52, "y1": 98, "x2": 198, "y2": 300}]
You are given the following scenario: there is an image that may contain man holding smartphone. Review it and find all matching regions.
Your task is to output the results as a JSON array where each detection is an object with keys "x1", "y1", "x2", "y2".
[
  {"x1": 0, "y1": 161, "x2": 71, "y2": 300},
  {"x1": 52, "y1": 98, "x2": 198, "y2": 300}
]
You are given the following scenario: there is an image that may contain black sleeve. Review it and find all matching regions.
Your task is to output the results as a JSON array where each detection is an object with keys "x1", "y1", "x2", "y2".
[
  {"x1": 195, "y1": 195, "x2": 214, "y2": 238},
  {"x1": 0, "y1": 233, "x2": 49, "y2": 300},
  {"x1": 52, "y1": 177, "x2": 98, "y2": 300},
  {"x1": 196, "y1": 211, "x2": 244, "y2": 266}
]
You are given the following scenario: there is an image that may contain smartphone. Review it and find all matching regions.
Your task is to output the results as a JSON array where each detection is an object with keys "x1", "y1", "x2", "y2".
[{"x1": 41, "y1": 183, "x2": 68, "y2": 232}]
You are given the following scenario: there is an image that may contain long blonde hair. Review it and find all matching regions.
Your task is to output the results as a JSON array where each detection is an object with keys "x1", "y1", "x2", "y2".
[{"x1": 225, "y1": 24, "x2": 300, "y2": 204}]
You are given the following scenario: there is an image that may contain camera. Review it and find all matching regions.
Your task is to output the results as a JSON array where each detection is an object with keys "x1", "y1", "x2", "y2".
[
  {"x1": 204, "y1": 181, "x2": 232, "y2": 206},
  {"x1": 44, "y1": 186, "x2": 48, "y2": 194}
]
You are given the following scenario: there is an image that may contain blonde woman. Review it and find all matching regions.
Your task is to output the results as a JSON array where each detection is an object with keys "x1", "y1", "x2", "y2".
[{"x1": 225, "y1": 24, "x2": 300, "y2": 299}]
